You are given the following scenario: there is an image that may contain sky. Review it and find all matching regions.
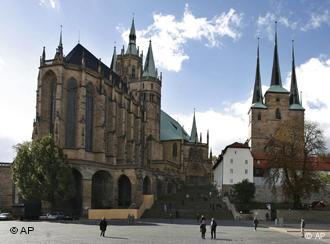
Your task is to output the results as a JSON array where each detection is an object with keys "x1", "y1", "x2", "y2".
[{"x1": 1, "y1": 0, "x2": 330, "y2": 161}]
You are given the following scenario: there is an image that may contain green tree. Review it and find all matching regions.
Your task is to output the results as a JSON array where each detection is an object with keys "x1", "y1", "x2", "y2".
[
  {"x1": 12, "y1": 135, "x2": 75, "y2": 209},
  {"x1": 266, "y1": 121, "x2": 326, "y2": 209},
  {"x1": 232, "y1": 179, "x2": 256, "y2": 206}
]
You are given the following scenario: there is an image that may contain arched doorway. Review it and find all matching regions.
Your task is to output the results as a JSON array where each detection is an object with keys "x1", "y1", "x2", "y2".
[
  {"x1": 92, "y1": 171, "x2": 112, "y2": 209},
  {"x1": 118, "y1": 175, "x2": 131, "y2": 207},
  {"x1": 71, "y1": 169, "x2": 82, "y2": 215},
  {"x1": 143, "y1": 176, "x2": 151, "y2": 194}
]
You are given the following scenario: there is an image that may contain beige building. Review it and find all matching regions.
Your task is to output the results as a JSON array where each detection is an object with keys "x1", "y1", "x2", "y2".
[{"x1": 32, "y1": 19, "x2": 212, "y2": 215}]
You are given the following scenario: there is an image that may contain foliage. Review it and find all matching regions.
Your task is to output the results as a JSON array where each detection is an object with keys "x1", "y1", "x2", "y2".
[
  {"x1": 12, "y1": 135, "x2": 75, "y2": 208},
  {"x1": 265, "y1": 120, "x2": 326, "y2": 209},
  {"x1": 232, "y1": 179, "x2": 256, "y2": 206}
]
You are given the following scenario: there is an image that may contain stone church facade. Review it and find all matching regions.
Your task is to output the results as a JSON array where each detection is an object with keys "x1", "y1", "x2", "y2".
[
  {"x1": 248, "y1": 26, "x2": 305, "y2": 202},
  {"x1": 32, "y1": 19, "x2": 212, "y2": 214}
]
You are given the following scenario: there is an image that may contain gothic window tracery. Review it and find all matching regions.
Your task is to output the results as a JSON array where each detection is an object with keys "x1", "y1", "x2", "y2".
[
  {"x1": 85, "y1": 83, "x2": 94, "y2": 151},
  {"x1": 65, "y1": 78, "x2": 77, "y2": 148}
]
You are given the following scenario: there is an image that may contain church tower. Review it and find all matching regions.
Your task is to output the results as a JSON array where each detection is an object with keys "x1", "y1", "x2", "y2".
[{"x1": 249, "y1": 23, "x2": 304, "y2": 154}]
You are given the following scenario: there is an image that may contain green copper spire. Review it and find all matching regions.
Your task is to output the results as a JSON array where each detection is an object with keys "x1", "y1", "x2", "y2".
[
  {"x1": 110, "y1": 46, "x2": 117, "y2": 73},
  {"x1": 270, "y1": 21, "x2": 282, "y2": 86},
  {"x1": 190, "y1": 110, "x2": 198, "y2": 143},
  {"x1": 252, "y1": 38, "x2": 264, "y2": 104},
  {"x1": 289, "y1": 41, "x2": 304, "y2": 110},
  {"x1": 126, "y1": 18, "x2": 138, "y2": 55},
  {"x1": 143, "y1": 40, "x2": 157, "y2": 78}
]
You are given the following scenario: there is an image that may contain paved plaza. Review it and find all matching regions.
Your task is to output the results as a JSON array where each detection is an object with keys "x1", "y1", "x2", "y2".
[{"x1": 0, "y1": 219, "x2": 329, "y2": 244}]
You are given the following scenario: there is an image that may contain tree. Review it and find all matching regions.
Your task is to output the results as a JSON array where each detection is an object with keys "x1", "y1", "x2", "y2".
[
  {"x1": 232, "y1": 179, "x2": 256, "y2": 207},
  {"x1": 266, "y1": 121, "x2": 326, "y2": 209},
  {"x1": 12, "y1": 135, "x2": 75, "y2": 209}
]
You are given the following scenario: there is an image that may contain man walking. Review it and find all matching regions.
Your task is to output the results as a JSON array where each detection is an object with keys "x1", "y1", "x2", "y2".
[
  {"x1": 253, "y1": 217, "x2": 259, "y2": 231},
  {"x1": 301, "y1": 218, "x2": 305, "y2": 238},
  {"x1": 99, "y1": 217, "x2": 108, "y2": 237},
  {"x1": 200, "y1": 215, "x2": 206, "y2": 239},
  {"x1": 210, "y1": 218, "x2": 217, "y2": 239}
]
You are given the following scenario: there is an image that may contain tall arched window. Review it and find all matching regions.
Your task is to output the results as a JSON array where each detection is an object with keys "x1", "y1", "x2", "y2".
[
  {"x1": 49, "y1": 80, "x2": 57, "y2": 134},
  {"x1": 131, "y1": 65, "x2": 136, "y2": 78},
  {"x1": 172, "y1": 143, "x2": 177, "y2": 159},
  {"x1": 257, "y1": 112, "x2": 261, "y2": 121},
  {"x1": 65, "y1": 78, "x2": 78, "y2": 148},
  {"x1": 275, "y1": 108, "x2": 281, "y2": 120},
  {"x1": 85, "y1": 83, "x2": 94, "y2": 151}
]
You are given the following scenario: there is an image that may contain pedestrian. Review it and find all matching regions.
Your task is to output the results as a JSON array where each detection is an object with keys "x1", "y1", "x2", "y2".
[
  {"x1": 301, "y1": 218, "x2": 305, "y2": 238},
  {"x1": 210, "y1": 218, "x2": 217, "y2": 239},
  {"x1": 131, "y1": 214, "x2": 135, "y2": 224},
  {"x1": 99, "y1": 217, "x2": 107, "y2": 237},
  {"x1": 200, "y1": 215, "x2": 206, "y2": 239},
  {"x1": 164, "y1": 203, "x2": 167, "y2": 212},
  {"x1": 253, "y1": 217, "x2": 259, "y2": 231}
]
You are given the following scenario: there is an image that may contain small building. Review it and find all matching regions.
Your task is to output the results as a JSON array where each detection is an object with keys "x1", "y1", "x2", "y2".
[
  {"x1": 0, "y1": 162, "x2": 15, "y2": 211},
  {"x1": 213, "y1": 142, "x2": 253, "y2": 193}
]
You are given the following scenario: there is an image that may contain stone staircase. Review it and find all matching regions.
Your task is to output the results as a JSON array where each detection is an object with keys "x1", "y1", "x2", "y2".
[{"x1": 142, "y1": 185, "x2": 233, "y2": 220}]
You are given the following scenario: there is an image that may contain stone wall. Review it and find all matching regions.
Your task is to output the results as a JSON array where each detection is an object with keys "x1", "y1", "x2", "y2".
[
  {"x1": 0, "y1": 163, "x2": 13, "y2": 211},
  {"x1": 277, "y1": 209, "x2": 330, "y2": 223}
]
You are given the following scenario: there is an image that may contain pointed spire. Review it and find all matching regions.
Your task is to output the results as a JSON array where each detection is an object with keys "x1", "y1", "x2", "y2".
[
  {"x1": 207, "y1": 129, "x2": 209, "y2": 145},
  {"x1": 129, "y1": 17, "x2": 136, "y2": 44},
  {"x1": 289, "y1": 40, "x2": 300, "y2": 105},
  {"x1": 40, "y1": 46, "x2": 46, "y2": 65},
  {"x1": 270, "y1": 21, "x2": 282, "y2": 86},
  {"x1": 110, "y1": 46, "x2": 117, "y2": 73},
  {"x1": 57, "y1": 25, "x2": 63, "y2": 56},
  {"x1": 252, "y1": 38, "x2": 264, "y2": 104},
  {"x1": 190, "y1": 109, "x2": 198, "y2": 143},
  {"x1": 126, "y1": 18, "x2": 138, "y2": 55},
  {"x1": 210, "y1": 148, "x2": 213, "y2": 159},
  {"x1": 200, "y1": 132, "x2": 202, "y2": 143},
  {"x1": 143, "y1": 40, "x2": 157, "y2": 78}
]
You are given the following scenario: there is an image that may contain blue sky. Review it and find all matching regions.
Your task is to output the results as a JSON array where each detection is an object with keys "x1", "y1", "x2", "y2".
[{"x1": 1, "y1": 0, "x2": 330, "y2": 161}]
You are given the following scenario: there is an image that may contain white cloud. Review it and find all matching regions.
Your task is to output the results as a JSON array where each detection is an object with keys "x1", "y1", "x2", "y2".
[
  {"x1": 302, "y1": 10, "x2": 330, "y2": 31},
  {"x1": 118, "y1": 4, "x2": 243, "y2": 72},
  {"x1": 173, "y1": 57, "x2": 330, "y2": 156},
  {"x1": 39, "y1": 0, "x2": 60, "y2": 10},
  {"x1": 0, "y1": 57, "x2": 5, "y2": 71},
  {"x1": 257, "y1": 12, "x2": 297, "y2": 40}
]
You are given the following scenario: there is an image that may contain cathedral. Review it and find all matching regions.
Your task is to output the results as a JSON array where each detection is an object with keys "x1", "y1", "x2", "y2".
[{"x1": 32, "y1": 19, "x2": 212, "y2": 215}]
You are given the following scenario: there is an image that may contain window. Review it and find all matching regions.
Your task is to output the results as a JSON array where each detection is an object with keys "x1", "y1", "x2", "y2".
[
  {"x1": 49, "y1": 80, "x2": 57, "y2": 134},
  {"x1": 245, "y1": 160, "x2": 248, "y2": 164},
  {"x1": 142, "y1": 83, "x2": 145, "y2": 89},
  {"x1": 245, "y1": 169, "x2": 248, "y2": 174},
  {"x1": 230, "y1": 179, "x2": 233, "y2": 184},
  {"x1": 230, "y1": 159, "x2": 233, "y2": 163},
  {"x1": 131, "y1": 65, "x2": 136, "y2": 78},
  {"x1": 65, "y1": 79, "x2": 77, "y2": 148},
  {"x1": 230, "y1": 169, "x2": 233, "y2": 174},
  {"x1": 151, "y1": 83, "x2": 154, "y2": 90},
  {"x1": 275, "y1": 108, "x2": 281, "y2": 119},
  {"x1": 276, "y1": 97, "x2": 280, "y2": 102},
  {"x1": 85, "y1": 83, "x2": 94, "y2": 151},
  {"x1": 258, "y1": 112, "x2": 261, "y2": 120},
  {"x1": 172, "y1": 143, "x2": 177, "y2": 159}
]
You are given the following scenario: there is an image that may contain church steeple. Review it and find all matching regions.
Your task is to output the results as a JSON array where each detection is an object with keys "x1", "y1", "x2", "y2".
[
  {"x1": 252, "y1": 38, "x2": 264, "y2": 105},
  {"x1": 270, "y1": 21, "x2": 282, "y2": 86},
  {"x1": 126, "y1": 18, "x2": 138, "y2": 55},
  {"x1": 143, "y1": 40, "x2": 157, "y2": 78},
  {"x1": 289, "y1": 41, "x2": 304, "y2": 110},
  {"x1": 110, "y1": 46, "x2": 117, "y2": 73},
  {"x1": 57, "y1": 25, "x2": 63, "y2": 56},
  {"x1": 190, "y1": 110, "x2": 198, "y2": 143}
]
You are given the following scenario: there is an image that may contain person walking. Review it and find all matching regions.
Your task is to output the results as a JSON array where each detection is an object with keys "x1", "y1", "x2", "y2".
[
  {"x1": 210, "y1": 218, "x2": 217, "y2": 239},
  {"x1": 200, "y1": 215, "x2": 206, "y2": 239},
  {"x1": 253, "y1": 217, "x2": 259, "y2": 231},
  {"x1": 99, "y1": 217, "x2": 108, "y2": 237},
  {"x1": 301, "y1": 218, "x2": 305, "y2": 238}
]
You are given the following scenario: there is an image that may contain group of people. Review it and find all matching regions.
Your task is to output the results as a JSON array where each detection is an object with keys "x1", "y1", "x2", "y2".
[
  {"x1": 199, "y1": 215, "x2": 218, "y2": 239},
  {"x1": 127, "y1": 214, "x2": 135, "y2": 224}
]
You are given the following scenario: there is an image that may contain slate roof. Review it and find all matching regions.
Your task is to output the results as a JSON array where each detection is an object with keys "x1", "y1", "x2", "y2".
[
  {"x1": 65, "y1": 43, "x2": 121, "y2": 84},
  {"x1": 160, "y1": 110, "x2": 190, "y2": 141}
]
